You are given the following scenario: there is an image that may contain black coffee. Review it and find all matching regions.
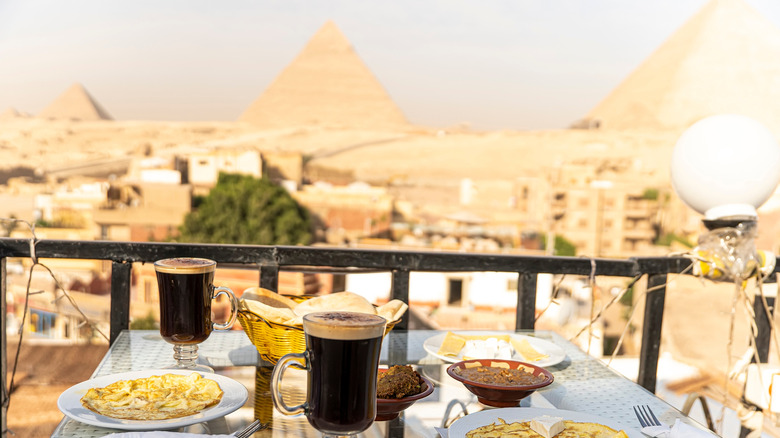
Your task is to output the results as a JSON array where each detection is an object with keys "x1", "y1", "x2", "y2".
[
  {"x1": 304, "y1": 312, "x2": 386, "y2": 435},
  {"x1": 154, "y1": 258, "x2": 215, "y2": 345}
]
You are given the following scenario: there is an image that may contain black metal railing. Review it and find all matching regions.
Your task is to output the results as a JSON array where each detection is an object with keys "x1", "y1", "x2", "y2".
[{"x1": 0, "y1": 238, "x2": 775, "y2": 395}]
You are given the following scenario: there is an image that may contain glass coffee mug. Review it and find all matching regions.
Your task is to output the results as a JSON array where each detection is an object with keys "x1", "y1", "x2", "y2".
[
  {"x1": 154, "y1": 257, "x2": 238, "y2": 372},
  {"x1": 271, "y1": 311, "x2": 387, "y2": 437}
]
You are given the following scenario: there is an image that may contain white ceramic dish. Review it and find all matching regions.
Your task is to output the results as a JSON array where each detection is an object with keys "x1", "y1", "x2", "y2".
[
  {"x1": 423, "y1": 332, "x2": 566, "y2": 367},
  {"x1": 448, "y1": 407, "x2": 641, "y2": 438},
  {"x1": 58, "y1": 369, "x2": 248, "y2": 431}
]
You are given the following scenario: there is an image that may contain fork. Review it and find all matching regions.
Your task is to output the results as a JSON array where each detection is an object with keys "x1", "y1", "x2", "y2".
[
  {"x1": 633, "y1": 405, "x2": 663, "y2": 428},
  {"x1": 234, "y1": 419, "x2": 268, "y2": 438}
]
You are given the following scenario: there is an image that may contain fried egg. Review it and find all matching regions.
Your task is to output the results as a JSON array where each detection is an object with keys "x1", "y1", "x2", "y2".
[{"x1": 80, "y1": 372, "x2": 223, "y2": 420}]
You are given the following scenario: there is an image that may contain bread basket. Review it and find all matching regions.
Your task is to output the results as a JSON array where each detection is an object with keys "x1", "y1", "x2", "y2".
[{"x1": 238, "y1": 296, "x2": 399, "y2": 364}]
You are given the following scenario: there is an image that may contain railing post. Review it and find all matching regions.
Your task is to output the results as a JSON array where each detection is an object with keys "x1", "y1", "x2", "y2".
[
  {"x1": 638, "y1": 273, "x2": 666, "y2": 393},
  {"x1": 259, "y1": 265, "x2": 279, "y2": 292},
  {"x1": 110, "y1": 261, "x2": 132, "y2": 345},
  {"x1": 387, "y1": 271, "x2": 411, "y2": 438},
  {"x1": 391, "y1": 269, "x2": 410, "y2": 331},
  {"x1": 516, "y1": 272, "x2": 537, "y2": 330},
  {"x1": 754, "y1": 279, "x2": 776, "y2": 363},
  {"x1": 1, "y1": 257, "x2": 7, "y2": 436}
]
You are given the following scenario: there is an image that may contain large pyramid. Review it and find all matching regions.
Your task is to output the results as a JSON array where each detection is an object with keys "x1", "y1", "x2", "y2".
[
  {"x1": 583, "y1": 0, "x2": 780, "y2": 132},
  {"x1": 239, "y1": 21, "x2": 408, "y2": 129},
  {"x1": 38, "y1": 83, "x2": 113, "y2": 121}
]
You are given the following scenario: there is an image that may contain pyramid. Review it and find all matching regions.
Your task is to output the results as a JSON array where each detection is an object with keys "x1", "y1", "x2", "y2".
[
  {"x1": 583, "y1": 0, "x2": 780, "y2": 132},
  {"x1": 38, "y1": 83, "x2": 113, "y2": 121},
  {"x1": 239, "y1": 21, "x2": 408, "y2": 129},
  {"x1": 0, "y1": 107, "x2": 20, "y2": 119}
]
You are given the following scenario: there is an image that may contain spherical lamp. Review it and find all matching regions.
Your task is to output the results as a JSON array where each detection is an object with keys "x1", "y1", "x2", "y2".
[{"x1": 670, "y1": 114, "x2": 780, "y2": 224}]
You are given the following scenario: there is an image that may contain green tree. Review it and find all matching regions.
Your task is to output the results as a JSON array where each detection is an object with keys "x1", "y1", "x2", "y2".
[
  {"x1": 641, "y1": 187, "x2": 659, "y2": 201},
  {"x1": 654, "y1": 232, "x2": 694, "y2": 248},
  {"x1": 540, "y1": 234, "x2": 577, "y2": 256},
  {"x1": 179, "y1": 173, "x2": 313, "y2": 245},
  {"x1": 130, "y1": 312, "x2": 158, "y2": 330}
]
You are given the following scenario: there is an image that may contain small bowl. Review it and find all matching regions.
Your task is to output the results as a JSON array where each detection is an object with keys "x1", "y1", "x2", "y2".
[
  {"x1": 376, "y1": 368, "x2": 434, "y2": 421},
  {"x1": 446, "y1": 359, "x2": 554, "y2": 407}
]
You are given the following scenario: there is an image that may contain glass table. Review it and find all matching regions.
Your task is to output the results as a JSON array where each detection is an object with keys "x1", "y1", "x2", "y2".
[{"x1": 51, "y1": 329, "x2": 715, "y2": 437}]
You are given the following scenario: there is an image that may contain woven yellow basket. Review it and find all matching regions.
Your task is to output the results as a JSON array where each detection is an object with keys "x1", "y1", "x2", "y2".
[{"x1": 238, "y1": 301, "x2": 398, "y2": 364}]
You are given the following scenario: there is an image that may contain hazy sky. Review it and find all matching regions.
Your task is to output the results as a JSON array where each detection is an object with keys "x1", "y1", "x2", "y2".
[{"x1": 3, "y1": 0, "x2": 780, "y2": 130}]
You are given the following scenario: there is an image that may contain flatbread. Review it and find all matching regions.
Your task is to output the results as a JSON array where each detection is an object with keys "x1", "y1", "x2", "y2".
[
  {"x1": 241, "y1": 287, "x2": 297, "y2": 309},
  {"x1": 240, "y1": 290, "x2": 408, "y2": 328},
  {"x1": 292, "y1": 291, "x2": 377, "y2": 317},
  {"x1": 241, "y1": 299, "x2": 298, "y2": 325},
  {"x1": 376, "y1": 299, "x2": 408, "y2": 322}
]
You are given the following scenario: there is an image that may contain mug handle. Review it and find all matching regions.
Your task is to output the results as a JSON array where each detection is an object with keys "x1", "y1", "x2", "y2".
[
  {"x1": 271, "y1": 352, "x2": 308, "y2": 416},
  {"x1": 213, "y1": 286, "x2": 238, "y2": 330}
]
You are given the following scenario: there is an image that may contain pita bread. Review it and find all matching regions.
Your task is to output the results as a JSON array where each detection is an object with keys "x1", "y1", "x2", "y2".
[
  {"x1": 292, "y1": 291, "x2": 377, "y2": 317},
  {"x1": 376, "y1": 299, "x2": 408, "y2": 322},
  {"x1": 240, "y1": 289, "x2": 408, "y2": 328},
  {"x1": 241, "y1": 298, "x2": 298, "y2": 325},
  {"x1": 242, "y1": 287, "x2": 297, "y2": 309}
]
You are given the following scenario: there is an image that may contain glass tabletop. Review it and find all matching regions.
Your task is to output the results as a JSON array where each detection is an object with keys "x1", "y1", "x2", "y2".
[{"x1": 51, "y1": 329, "x2": 712, "y2": 437}]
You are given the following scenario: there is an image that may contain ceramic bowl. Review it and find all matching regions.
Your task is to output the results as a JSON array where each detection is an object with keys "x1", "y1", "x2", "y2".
[
  {"x1": 376, "y1": 368, "x2": 434, "y2": 421},
  {"x1": 446, "y1": 359, "x2": 554, "y2": 407}
]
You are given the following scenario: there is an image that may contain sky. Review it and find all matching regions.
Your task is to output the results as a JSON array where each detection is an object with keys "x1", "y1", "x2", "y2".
[{"x1": 3, "y1": 0, "x2": 780, "y2": 130}]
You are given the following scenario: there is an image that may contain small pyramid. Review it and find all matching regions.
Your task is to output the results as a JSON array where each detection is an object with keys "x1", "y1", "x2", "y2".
[
  {"x1": 583, "y1": 0, "x2": 780, "y2": 132},
  {"x1": 0, "y1": 107, "x2": 21, "y2": 119},
  {"x1": 38, "y1": 83, "x2": 113, "y2": 121},
  {"x1": 239, "y1": 21, "x2": 407, "y2": 129}
]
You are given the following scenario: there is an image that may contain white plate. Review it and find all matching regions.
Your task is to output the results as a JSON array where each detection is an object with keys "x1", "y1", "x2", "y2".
[
  {"x1": 449, "y1": 407, "x2": 641, "y2": 438},
  {"x1": 423, "y1": 332, "x2": 566, "y2": 367},
  {"x1": 58, "y1": 369, "x2": 249, "y2": 431}
]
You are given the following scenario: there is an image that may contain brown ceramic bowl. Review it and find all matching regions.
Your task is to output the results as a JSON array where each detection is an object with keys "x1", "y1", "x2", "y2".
[
  {"x1": 446, "y1": 359, "x2": 554, "y2": 407},
  {"x1": 376, "y1": 367, "x2": 434, "y2": 421}
]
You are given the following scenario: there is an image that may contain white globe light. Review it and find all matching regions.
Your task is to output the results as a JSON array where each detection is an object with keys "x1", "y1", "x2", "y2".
[{"x1": 671, "y1": 114, "x2": 780, "y2": 220}]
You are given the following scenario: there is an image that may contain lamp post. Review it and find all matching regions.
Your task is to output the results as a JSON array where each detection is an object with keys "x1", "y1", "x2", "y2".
[
  {"x1": 671, "y1": 114, "x2": 780, "y2": 436},
  {"x1": 671, "y1": 114, "x2": 780, "y2": 227}
]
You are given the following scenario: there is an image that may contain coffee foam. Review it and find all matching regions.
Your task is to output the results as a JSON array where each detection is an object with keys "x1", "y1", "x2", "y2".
[
  {"x1": 304, "y1": 312, "x2": 386, "y2": 340},
  {"x1": 154, "y1": 257, "x2": 216, "y2": 274}
]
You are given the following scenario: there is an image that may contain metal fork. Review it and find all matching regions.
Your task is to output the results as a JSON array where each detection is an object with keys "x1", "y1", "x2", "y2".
[
  {"x1": 633, "y1": 405, "x2": 663, "y2": 428},
  {"x1": 234, "y1": 419, "x2": 268, "y2": 438}
]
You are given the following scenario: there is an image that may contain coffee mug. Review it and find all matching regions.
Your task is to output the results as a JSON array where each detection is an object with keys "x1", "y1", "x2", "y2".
[
  {"x1": 154, "y1": 257, "x2": 238, "y2": 371},
  {"x1": 271, "y1": 311, "x2": 386, "y2": 436}
]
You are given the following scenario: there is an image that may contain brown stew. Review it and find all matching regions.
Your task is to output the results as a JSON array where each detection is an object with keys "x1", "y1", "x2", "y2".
[{"x1": 454, "y1": 366, "x2": 546, "y2": 386}]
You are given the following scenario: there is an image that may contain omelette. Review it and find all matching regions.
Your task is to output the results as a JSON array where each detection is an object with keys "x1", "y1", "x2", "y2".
[
  {"x1": 467, "y1": 418, "x2": 627, "y2": 438},
  {"x1": 80, "y1": 372, "x2": 223, "y2": 420}
]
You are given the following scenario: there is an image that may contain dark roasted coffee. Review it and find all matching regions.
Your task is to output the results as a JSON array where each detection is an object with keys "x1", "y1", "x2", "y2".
[
  {"x1": 154, "y1": 258, "x2": 216, "y2": 345},
  {"x1": 304, "y1": 312, "x2": 385, "y2": 435}
]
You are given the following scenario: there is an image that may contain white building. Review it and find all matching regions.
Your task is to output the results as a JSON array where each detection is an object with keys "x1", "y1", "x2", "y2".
[{"x1": 188, "y1": 148, "x2": 262, "y2": 188}]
